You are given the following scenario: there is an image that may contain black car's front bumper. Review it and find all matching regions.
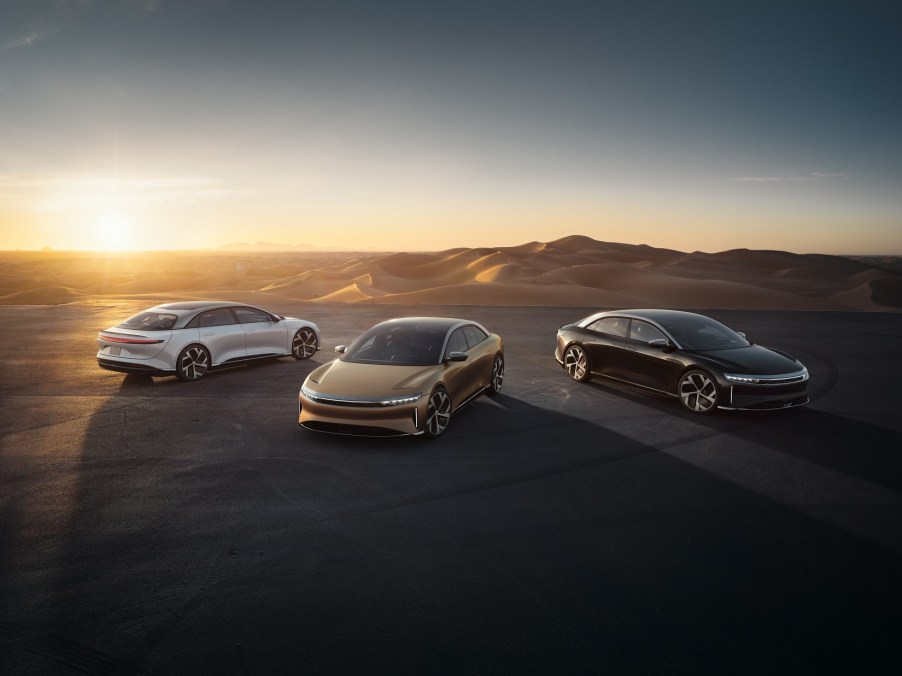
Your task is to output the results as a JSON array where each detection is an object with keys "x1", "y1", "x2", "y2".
[{"x1": 719, "y1": 381, "x2": 809, "y2": 411}]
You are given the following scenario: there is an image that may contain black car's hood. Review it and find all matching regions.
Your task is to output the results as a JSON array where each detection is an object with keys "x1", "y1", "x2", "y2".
[{"x1": 690, "y1": 344, "x2": 802, "y2": 375}]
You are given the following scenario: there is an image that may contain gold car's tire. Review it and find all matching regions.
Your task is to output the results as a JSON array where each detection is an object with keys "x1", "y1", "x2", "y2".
[
  {"x1": 176, "y1": 344, "x2": 210, "y2": 382},
  {"x1": 424, "y1": 386, "x2": 452, "y2": 438},
  {"x1": 488, "y1": 354, "x2": 504, "y2": 395},
  {"x1": 564, "y1": 344, "x2": 591, "y2": 382},
  {"x1": 678, "y1": 369, "x2": 719, "y2": 414},
  {"x1": 292, "y1": 327, "x2": 318, "y2": 360}
]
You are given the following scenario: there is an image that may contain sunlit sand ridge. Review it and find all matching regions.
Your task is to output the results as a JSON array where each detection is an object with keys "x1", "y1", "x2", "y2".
[{"x1": 1, "y1": 236, "x2": 900, "y2": 310}]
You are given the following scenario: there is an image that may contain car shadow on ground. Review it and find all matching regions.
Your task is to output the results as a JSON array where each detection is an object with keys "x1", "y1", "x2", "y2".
[
  {"x1": 4, "y1": 381, "x2": 902, "y2": 675},
  {"x1": 580, "y1": 374, "x2": 902, "y2": 494}
]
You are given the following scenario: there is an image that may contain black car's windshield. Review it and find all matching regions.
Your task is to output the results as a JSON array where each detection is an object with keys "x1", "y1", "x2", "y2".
[
  {"x1": 117, "y1": 311, "x2": 178, "y2": 331},
  {"x1": 657, "y1": 315, "x2": 750, "y2": 351},
  {"x1": 343, "y1": 324, "x2": 446, "y2": 365}
]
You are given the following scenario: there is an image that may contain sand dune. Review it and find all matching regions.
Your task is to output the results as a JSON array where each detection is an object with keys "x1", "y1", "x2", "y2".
[{"x1": 1, "y1": 237, "x2": 900, "y2": 310}]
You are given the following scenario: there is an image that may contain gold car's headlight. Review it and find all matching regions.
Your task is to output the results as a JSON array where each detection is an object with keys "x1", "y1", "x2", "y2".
[{"x1": 378, "y1": 393, "x2": 423, "y2": 406}]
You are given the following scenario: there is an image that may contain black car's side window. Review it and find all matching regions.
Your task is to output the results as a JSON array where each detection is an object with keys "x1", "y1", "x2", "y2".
[
  {"x1": 462, "y1": 325, "x2": 488, "y2": 349},
  {"x1": 588, "y1": 317, "x2": 628, "y2": 338},
  {"x1": 629, "y1": 320, "x2": 667, "y2": 344},
  {"x1": 197, "y1": 308, "x2": 237, "y2": 328},
  {"x1": 445, "y1": 328, "x2": 468, "y2": 356}
]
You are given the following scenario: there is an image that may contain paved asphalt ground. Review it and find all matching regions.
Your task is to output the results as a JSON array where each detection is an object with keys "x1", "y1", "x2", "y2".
[{"x1": 1, "y1": 301, "x2": 901, "y2": 674}]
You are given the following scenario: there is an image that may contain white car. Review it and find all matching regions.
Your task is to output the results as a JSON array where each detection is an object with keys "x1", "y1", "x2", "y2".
[{"x1": 97, "y1": 301, "x2": 320, "y2": 381}]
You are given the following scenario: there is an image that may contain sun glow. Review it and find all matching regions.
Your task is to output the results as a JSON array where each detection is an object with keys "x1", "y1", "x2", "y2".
[{"x1": 92, "y1": 209, "x2": 137, "y2": 251}]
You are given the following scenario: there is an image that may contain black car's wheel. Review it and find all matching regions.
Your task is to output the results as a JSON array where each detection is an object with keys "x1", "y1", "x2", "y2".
[
  {"x1": 488, "y1": 354, "x2": 504, "y2": 395},
  {"x1": 292, "y1": 327, "x2": 318, "y2": 360},
  {"x1": 176, "y1": 345, "x2": 210, "y2": 382},
  {"x1": 678, "y1": 369, "x2": 719, "y2": 414},
  {"x1": 564, "y1": 344, "x2": 591, "y2": 382},
  {"x1": 424, "y1": 386, "x2": 452, "y2": 438}
]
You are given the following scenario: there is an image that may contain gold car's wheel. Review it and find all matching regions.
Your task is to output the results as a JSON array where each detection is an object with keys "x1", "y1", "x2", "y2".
[
  {"x1": 678, "y1": 369, "x2": 719, "y2": 414},
  {"x1": 292, "y1": 327, "x2": 318, "y2": 360},
  {"x1": 176, "y1": 345, "x2": 210, "y2": 382},
  {"x1": 488, "y1": 354, "x2": 504, "y2": 395},
  {"x1": 425, "y1": 387, "x2": 451, "y2": 438},
  {"x1": 564, "y1": 344, "x2": 591, "y2": 382}
]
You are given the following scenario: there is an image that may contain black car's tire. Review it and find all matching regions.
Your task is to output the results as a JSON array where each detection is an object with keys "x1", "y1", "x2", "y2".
[
  {"x1": 678, "y1": 369, "x2": 719, "y2": 414},
  {"x1": 424, "y1": 386, "x2": 452, "y2": 438},
  {"x1": 488, "y1": 354, "x2": 504, "y2": 395},
  {"x1": 563, "y1": 344, "x2": 591, "y2": 382},
  {"x1": 176, "y1": 345, "x2": 211, "y2": 382},
  {"x1": 292, "y1": 327, "x2": 318, "y2": 360}
]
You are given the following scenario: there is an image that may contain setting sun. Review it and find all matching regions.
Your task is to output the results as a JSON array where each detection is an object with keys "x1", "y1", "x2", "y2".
[{"x1": 92, "y1": 210, "x2": 136, "y2": 251}]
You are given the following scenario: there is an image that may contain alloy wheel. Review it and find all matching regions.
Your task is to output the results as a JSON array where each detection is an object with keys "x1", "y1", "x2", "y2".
[
  {"x1": 293, "y1": 328, "x2": 318, "y2": 359},
  {"x1": 679, "y1": 370, "x2": 718, "y2": 413},
  {"x1": 178, "y1": 346, "x2": 209, "y2": 382},
  {"x1": 425, "y1": 388, "x2": 452, "y2": 437},
  {"x1": 564, "y1": 345, "x2": 589, "y2": 382},
  {"x1": 489, "y1": 355, "x2": 504, "y2": 395}
]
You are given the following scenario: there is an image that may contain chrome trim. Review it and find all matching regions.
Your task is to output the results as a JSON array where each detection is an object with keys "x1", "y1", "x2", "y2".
[{"x1": 718, "y1": 396, "x2": 809, "y2": 411}]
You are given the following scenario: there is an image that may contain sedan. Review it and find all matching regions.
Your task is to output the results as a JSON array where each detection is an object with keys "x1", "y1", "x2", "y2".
[
  {"x1": 97, "y1": 301, "x2": 320, "y2": 381},
  {"x1": 299, "y1": 317, "x2": 504, "y2": 437},
  {"x1": 555, "y1": 309, "x2": 809, "y2": 414}
]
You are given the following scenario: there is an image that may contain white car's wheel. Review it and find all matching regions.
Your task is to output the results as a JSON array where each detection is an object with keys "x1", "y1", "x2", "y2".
[
  {"x1": 292, "y1": 327, "x2": 318, "y2": 360},
  {"x1": 176, "y1": 345, "x2": 210, "y2": 382}
]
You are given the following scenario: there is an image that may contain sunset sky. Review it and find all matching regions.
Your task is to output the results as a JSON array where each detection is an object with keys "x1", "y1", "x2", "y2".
[{"x1": 1, "y1": 0, "x2": 900, "y2": 254}]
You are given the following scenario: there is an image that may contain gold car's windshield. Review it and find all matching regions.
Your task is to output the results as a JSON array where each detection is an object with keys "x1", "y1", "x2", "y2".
[{"x1": 343, "y1": 325, "x2": 446, "y2": 365}]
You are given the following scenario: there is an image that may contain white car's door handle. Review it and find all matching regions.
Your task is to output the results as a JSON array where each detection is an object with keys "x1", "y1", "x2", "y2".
[
  {"x1": 203, "y1": 332, "x2": 213, "y2": 336},
  {"x1": 246, "y1": 329, "x2": 256, "y2": 333}
]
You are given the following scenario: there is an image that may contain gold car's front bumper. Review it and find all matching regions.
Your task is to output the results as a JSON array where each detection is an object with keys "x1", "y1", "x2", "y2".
[{"x1": 298, "y1": 390, "x2": 428, "y2": 436}]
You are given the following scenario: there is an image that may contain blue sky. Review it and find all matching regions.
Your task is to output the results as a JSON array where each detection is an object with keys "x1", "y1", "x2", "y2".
[{"x1": 1, "y1": 0, "x2": 900, "y2": 252}]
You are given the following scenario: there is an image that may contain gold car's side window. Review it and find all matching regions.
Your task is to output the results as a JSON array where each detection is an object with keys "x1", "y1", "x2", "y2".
[{"x1": 445, "y1": 328, "x2": 467, "y2": 355}]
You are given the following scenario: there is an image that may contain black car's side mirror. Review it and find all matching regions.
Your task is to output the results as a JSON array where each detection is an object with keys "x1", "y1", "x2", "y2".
[
  {"x1": 335, "y1": 345, "x2": 348, "y2": 354},
  {"x1": 446, "y1": 351, "x2": 468, "y2": 362},
  {"x1": 648, "y1": 338, "x2": 669, "y2": 348}
]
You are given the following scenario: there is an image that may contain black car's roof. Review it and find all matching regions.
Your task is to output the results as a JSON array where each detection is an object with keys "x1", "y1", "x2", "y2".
[{"x1": 610, "y1": 309, "x2": 706, "y2": 323}]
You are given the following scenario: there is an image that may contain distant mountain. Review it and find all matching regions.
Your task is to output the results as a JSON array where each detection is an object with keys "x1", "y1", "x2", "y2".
[
  {"x1": 218, "y1": 241, "x2": 317, "y2": 252},
  {"x1": 3, "y1": 236, "x2": 899, "y2": 310},
  {"x1": 251, "y1": 235, "x2": 902, "y2": 310}
]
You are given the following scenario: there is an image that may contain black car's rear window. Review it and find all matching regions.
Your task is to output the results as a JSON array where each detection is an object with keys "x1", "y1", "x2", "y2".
[{"x1": 117, "y1": 312, "x2": 178, "y2": 331}]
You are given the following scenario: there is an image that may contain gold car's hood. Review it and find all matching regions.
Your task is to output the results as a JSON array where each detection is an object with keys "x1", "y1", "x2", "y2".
[{"x1": 306, "y1": 359, "x2": 441, "y2": 396}]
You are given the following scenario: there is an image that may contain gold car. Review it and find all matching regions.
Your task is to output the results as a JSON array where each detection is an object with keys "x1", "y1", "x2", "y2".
[{"x1": 299, "y1": 317, "x2": 504, "y2": 438}]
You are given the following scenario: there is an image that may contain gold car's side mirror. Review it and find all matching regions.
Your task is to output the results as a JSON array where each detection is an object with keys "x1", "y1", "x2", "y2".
[
  {"x1": 445, "y1": 351, "x2": 468, "y2": 363},
  {"x1": 335, "y1": 345, "x2": 348, "y2": 354}
]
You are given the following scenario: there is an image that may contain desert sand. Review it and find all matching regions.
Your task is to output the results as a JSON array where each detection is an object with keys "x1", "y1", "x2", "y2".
[{"x1": 1, "y1": 235, "x2": 900, "y2": 310}]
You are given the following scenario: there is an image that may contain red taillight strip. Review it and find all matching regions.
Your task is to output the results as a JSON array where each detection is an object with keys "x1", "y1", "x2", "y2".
[{"x1": 98, "y1": 333, "x2": 165, "y2": 344}]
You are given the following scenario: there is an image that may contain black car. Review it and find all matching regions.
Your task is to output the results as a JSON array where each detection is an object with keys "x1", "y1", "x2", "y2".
[{"x1": 554, "y1": 309, "x2": 809, "y2": 414}]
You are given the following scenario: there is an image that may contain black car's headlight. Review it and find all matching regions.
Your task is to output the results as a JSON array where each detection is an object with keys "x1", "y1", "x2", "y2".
[{"x1": 724, "y1": 373, "x2": 763, "y2": 384}]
